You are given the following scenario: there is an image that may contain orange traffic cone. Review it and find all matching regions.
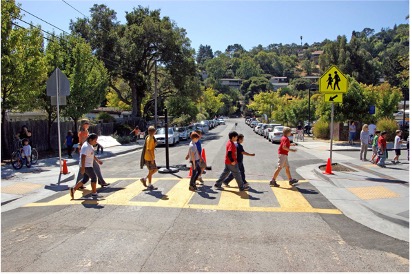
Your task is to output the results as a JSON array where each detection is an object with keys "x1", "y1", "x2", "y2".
[
  {"x1": 61, "y1": 159, "x2": 69, "y2": 174},
  {"x1": 187, "y1": 166, "x2": 192, "y2": 178},
  {"x1": 323, "y1": 158, "x2": 333, "y2": 175}
]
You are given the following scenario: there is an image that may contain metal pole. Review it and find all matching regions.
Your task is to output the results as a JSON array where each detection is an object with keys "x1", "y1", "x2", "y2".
[
  {"x1": 154, "y1": 61, "x2": 158, "y2": 128},
  {"x1": 56, "y1": 68, "x2": 62, "y2": 173},
  {"x1": 164, "y1": 108, "x2": 169, "y2": 169},
  {"x1": 330, "y1": 102, "x2": 334, "y2": 162},
  {"x1": 308, "y1": 87, "x2": 311, "y2": 126},
  {"x1": 402, "y1": 88, "x2": 407, "y2": 139}
]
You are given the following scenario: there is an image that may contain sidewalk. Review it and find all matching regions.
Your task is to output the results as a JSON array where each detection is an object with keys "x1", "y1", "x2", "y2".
[
  {"x1": 1, "y1": 142, "x2": 143, "y2": 211},
  {"x1": 296, "y1": 139, "x2": 409, "y2": 242}
]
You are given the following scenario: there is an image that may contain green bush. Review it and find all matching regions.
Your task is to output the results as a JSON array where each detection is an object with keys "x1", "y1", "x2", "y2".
[
  {"x1": 113, "y1": 133, "x2": 131, "y2": 144},
  {"x1": 376, "y1": 118, "x2": 399, "y2": 141},
  {"x1": 313, "y1": 120, "x2": 329, "y2": 139},
  {"x1": 97, "y1": 112, "x2": 116, "y2": 123}
]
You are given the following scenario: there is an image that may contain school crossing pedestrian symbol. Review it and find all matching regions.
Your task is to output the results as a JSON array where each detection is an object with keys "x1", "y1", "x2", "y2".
[
  {"x1": 319, "y1": 65, "x2": 348, "y2": 93},
  {"x1": 319, "y1": 65, "x2": 347, "y2": 103}
]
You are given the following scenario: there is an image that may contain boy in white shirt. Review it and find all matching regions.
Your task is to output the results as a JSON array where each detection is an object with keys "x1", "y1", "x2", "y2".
[
  {"x1": 21, "y1": 138, "x2": 31, "y2": 167},
  {"x1": 392, "y1": 130, "x2": 403, "y2": 164},
  {"x1": 70, "y1": 134, "x2": 102, "y2": 199}
]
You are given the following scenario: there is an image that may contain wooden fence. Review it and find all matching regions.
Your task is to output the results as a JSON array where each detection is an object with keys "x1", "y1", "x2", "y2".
[{"x1": 1, "y1": 117, "x2": 146, "y2": 160}]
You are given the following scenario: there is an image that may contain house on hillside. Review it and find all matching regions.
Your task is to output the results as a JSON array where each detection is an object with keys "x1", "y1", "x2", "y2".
[
  {"x1": 311, "y1": 50, "x2": 323, "y2": 65},
  {"x1": 219, "y1": 78, "x2": 242, "y2": 90},
  {"x1": 270, "y1": 76, "x2": 289, "y2": 90}
]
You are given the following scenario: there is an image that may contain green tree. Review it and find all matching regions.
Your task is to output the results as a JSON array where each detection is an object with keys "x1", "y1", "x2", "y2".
[
  {"x1": 1, "y1": 0, "x2": 47, "y2": 157},
  {"x1": 236, "y1": 57, "x2": 262, "y2": 79},
  {"x1": 196, "y1": 44, "x2": 214, "y2": 67},
  {"x1": 199, "y1": 88, "x2": 224, "y2": 118}
]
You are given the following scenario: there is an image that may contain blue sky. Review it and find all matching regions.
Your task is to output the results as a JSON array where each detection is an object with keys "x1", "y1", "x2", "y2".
[{"x1": 18, "y1": 0, "x2": 409, "y2": 52}]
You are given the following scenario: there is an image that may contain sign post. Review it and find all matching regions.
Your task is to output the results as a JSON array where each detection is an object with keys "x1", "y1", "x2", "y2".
[
  {"x1": 46, "y1": 68, "x2": 70, "y2": 173},
  {"x1": 319, "y1": 65, "x2": 348, "y2": 164}
]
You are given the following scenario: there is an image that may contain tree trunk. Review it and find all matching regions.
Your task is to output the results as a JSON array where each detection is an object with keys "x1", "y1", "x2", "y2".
[{"x1": 1, "y1": 109, "x2": 10, "y2": 160}]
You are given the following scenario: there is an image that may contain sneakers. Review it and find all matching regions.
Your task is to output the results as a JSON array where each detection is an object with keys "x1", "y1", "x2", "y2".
[
  {"x1": 214, "y1": 183, "x2": 223, "y2": 190},
  {"x1": 197, "y1": 177, "x2": 204, "y2": 185},
  {"x1": 269, "y1": 180, "x2": 279, "y2": 187},
  {"x1": 140, "y1": 177, "x2": 147, "y2": 187},
  {"x1": 222, "y1": 182, "x2": 230, "y2": 187},
  {"x1": 289, "y1": 179, "x2": 299, "y2": 185},
  {"x1": 396, "y1": 161, "x2": 401, "y2": 164},
  {"x1": 91, "y1": 192, "x2": 98, "y2": 197},
  {"x1": 99, "y1": 182, "x2": 110, "y2": 187},
  {"x1": 70, "y1": 187, "x2": 74, "y2": 200}
]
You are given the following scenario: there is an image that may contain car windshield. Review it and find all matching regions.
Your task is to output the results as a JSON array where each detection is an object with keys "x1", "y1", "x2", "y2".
[
  {"x1": 274, "y1": 126, "x2": 284, "y2": 132},
  {"x1": 156, "y1": 128, "x2": 174, "y2": 134},
  {"x1": 177, "y1": 128, "x2": 185, "y2": 132}
]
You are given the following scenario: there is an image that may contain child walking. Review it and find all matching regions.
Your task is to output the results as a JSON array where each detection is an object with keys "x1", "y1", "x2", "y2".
[
  {"x1": 360, "y1": 124, "x2": 369, "y2": 161},
  {"x1": 270, "y1": 127, "x2": 299, "y2": 187},
  {"x1": 223, "y1": 134, "x2": 255, "y2": 187},
  {"x1": 370, "y1": 130, "x2": 380, "y2": 164},
  {"x1": 140, "y1": 126, "x2": 158, "y2": 190},
  {"x1": 214, "y1": 131, "x2": 249, "y2": 191},
  {"x1": 70, "y1": 133, "x2": 101, "y2": 199},
  {"x1": 21, "y1": 138, "x2": 31, "y2": 168},
  {"x1": 392, "y1": 130, "x2": 403, "y2": 164},
  {"x1": 188, "y1": 132, "x2": 201, "y2": 191},
  {"x1": 64, "y1": 130, "x2": 74, "y2": 158},
  {"x1": 377, "y1": 131, "x2": 388, "y2": 168}
]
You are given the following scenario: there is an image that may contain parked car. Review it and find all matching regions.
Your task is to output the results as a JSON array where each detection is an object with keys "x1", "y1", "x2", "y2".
[
  {"x1": 254, "y1": 123, "x2": 263, "y2": 133},
  {"x1": 200, "y1": 120, "x2": 210, "y2": 131},
  {"x1": 154, "y1": 127, "x2": 180, "y2": 145},
  {"x1": 250, "y1": 120, "x2": 258, "y2": 128},
  {"x1": 176, "y1": 126, "x2": 189, "y2": 140},
  {"x1": 218, "y1": 118, "x2": 225, "y2": 125},
  {"x1": 194, "y1": 123, "x2": 209, "y2": 134},
  {"x1": 263, "y1": 124, "x2": 281, "y2": 139},
  {"x1": 258, "y1": 124, "x2": 269, "y2": 136},
  {"x1": 268, "y1": 126, "x2": 294, "y2": 143}
]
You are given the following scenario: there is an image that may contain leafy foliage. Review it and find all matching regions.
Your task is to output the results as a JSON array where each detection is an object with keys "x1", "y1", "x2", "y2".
[{"x1": 376, "y1": 118, "x2": 399, "y2": 141}]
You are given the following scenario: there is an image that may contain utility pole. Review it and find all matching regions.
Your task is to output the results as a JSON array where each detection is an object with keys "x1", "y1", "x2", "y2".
[{"x1": 154, "y1": 61, "x2": 158, "y2": 128}]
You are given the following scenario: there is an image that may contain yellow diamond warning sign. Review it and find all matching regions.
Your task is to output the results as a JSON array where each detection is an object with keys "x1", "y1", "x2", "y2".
[{"x1": 319, "y1": 65, "x2": 348, "y2": 93}]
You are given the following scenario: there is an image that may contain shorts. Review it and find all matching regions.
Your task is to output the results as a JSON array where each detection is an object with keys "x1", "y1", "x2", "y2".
[
  {"x1": 372, "y1": 146, "x2": 378, "y2": 155},
  {"x1": 81, "y1": 167, "x2": 97, "y2": 183},
  {"x1": 145, "y1": 160, "x2": 158, "y2": 170},
  {"x1": 395, "y1": 149, "x2": 401, "y2": 156},
  {"x1": 277, "y1": 154, "x2": 289, "y2": 168}
]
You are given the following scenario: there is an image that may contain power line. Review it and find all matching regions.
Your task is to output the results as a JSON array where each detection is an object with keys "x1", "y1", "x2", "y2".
[
  {"x1": 12, "y1": 22, "x2": 53, "y2": 42},
  {"x1": 16, "y1": 18, "x2": 58, "y2": 39},
  {"x1": 61, "y1": 0, "x2": 87, "y2": 18},
  {"x1": 19, "y1": 7, "x2": 70, "y2": 35}
]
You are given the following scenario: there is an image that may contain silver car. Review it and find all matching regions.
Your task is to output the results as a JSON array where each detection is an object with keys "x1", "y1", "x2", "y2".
[
  {"x1": 268, "y1": 126, "x2": 294, "y2": 143},
  {"x1": 176, "y1": 127, "x2": 189, "y2": 140},
  {"x1": 263, "y1": 124, "x2": 281, "y2": 139},
  {"x1": 154, "y1": 127, "x2": 180, "y2": 145}
]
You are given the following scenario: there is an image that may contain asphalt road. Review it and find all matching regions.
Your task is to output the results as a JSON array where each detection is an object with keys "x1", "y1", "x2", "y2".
[{"x1": 1, "y1": 118, "x2": 409, "y2": 271}]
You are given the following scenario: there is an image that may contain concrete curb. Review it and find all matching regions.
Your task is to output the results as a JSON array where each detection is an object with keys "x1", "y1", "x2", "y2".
[{"x1": 299, "y1": 165, "x2": 409, "y2": 242}]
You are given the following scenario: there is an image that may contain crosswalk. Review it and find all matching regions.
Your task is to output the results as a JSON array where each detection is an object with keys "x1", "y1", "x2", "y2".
[{"x1": 24, "y1": 178, "x2": 341, "y2": 214}]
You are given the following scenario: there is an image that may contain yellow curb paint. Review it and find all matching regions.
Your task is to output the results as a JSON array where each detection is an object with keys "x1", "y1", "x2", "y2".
[{"x1": 217, "y1": 186, "x2": 250, "y2": 209}]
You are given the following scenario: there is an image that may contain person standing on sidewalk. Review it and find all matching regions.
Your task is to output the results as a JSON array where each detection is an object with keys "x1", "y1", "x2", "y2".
[
  {"x1": 392, "y1": 130, "x2": 403, "y2": 164},
  {"x1": 370, "y1": 130, "x2": 380, "y2": 164},
  {"x1": 270, "y1": 127, "x2": 299, "y2": 187},
  {"x1": 222, "y1": 134, "x2": 255, "y2": 188},
  {"x1": 214, "y1": 131, "x2": 249, "y2": 191},
  {"x1": 188, "y1": 132, "x2": 201, "y2": 191},
  {"x1": 360, "y1": 124, "x2": 370, "y2": 161},
  {"x1": 377, "y1": 131, "x2": 388, "y2": 168},
  {"x1": 140, "y1": 126, "x2": 158, "y2": 190},
  {"x1": 64, "y1": 130, "x2": 74, "y2": 158},
  {"x1": 349, "y1": 121, "x2": 356, "y2": 145},
  {"x1": 70, "y1": 133, "x2": 101, "y2": 199}
]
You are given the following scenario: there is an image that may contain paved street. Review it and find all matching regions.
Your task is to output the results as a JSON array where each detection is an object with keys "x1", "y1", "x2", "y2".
[{"x1": 1, "y1": 119, "x2": 409, "y2": 271}]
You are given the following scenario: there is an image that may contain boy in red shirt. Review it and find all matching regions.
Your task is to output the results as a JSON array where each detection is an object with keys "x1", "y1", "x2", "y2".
[
  {"x1": 377, "y1": 131, "x2": 387, "y2": 168},
  {"x1": 270, "y1": 127, "x2": 299, "y2": 187},
  {"x1": 214, "y1": 131, "x2": 249, "y2": 191}
]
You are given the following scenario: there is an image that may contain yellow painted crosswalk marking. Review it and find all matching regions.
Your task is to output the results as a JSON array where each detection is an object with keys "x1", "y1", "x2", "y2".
[{"x1": 24, "y1": 178, "x2": 341, "y2": 214}]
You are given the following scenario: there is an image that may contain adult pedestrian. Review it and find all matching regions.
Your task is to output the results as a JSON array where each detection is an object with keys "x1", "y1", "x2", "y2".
[
  {"x1": 360, "y1": 124, "x2": 369, "y2": 161},
  {"x1": 15, "y1": 125, "x2": 32, "y2": 145},
  {"x1": 70, "y1": 133, "x2": 101, "y2": 199},
  {"x1": 377, "y1": 131, "x2": 388, "y2": 168},
  {"x1": 140, "y1": 126, "x2": 158, "y2": 190},
  {"x1": 349, "y1": 121, "x2": 356, "y2": 145}
]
